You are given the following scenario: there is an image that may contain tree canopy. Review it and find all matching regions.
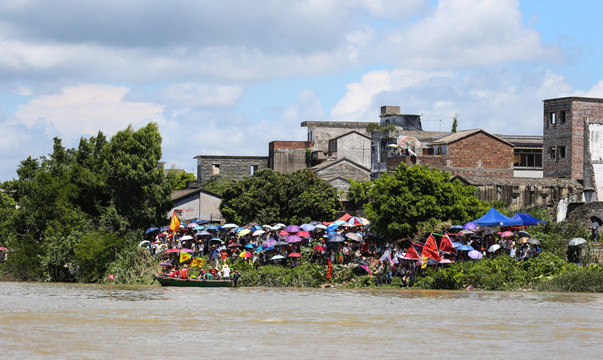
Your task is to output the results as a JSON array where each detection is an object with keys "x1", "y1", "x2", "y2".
[
  {"x1": 219, "y1": 168, "x2": 342, "y2": 225},
  {"x1": 348, "y1": 163, "x2": 488, "y2": 239},
  {"x1": 0, "y1": 122, "x2": 175, "y2": 282}
]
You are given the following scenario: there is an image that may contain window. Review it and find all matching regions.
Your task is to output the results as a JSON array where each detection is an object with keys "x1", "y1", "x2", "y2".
[
  {"x1": 560, "y1": 110, "x2": 566, "y2": 123},
  {"x1": 558, "y1": 146, "x2": 566, "y2": 159},
  {"x1": 328, "y1": 139, "x2": 337, "y2": 153},
  {"x1": 250, "y1": 165, "x2": 258, "y2": 175},
  {"x1": 308, "y1": 131, "x2": 313, "y2": 142},
  {"x1": 211, "y1": 164, "x2": 220, "y2": 176},
  {"x1": 549, "y1": 112, "x2": 556, "y2": 125},
  {"x1": 513, "y1": 148, "x2": 542, "y2": 168}
]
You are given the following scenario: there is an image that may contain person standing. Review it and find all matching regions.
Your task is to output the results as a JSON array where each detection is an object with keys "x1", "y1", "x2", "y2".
[{"x1": 592, "y1": 220, "x2": 599, "y2": 244}]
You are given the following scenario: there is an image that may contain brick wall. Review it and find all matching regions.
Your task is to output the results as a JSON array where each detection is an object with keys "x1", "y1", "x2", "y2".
[
  {"x1": 448, "y1": 132, "x2": 513, "y2": 170},
  {"x1": 543, "y1": 97, "x2": 603, "y2": 180}
]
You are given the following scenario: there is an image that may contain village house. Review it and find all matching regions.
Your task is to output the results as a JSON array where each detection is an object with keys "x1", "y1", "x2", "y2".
[{"x1": 182, "y1": 97, "x2": 603, "y2": 221}]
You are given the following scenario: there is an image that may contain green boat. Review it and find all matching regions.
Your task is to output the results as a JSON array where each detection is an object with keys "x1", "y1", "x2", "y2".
[{"x1": 153, "y1": 273, "x2": 238, "y2": 287}]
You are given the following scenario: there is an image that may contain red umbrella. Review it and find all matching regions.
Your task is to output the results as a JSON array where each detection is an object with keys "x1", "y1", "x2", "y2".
[
  {"x1": 0, "y1": 246, "x2": 7, "y2": 251},
  {"x1": 165, "y1": 248, "x2": 180, "y2": 253},
  {"x1": 228, "y1": 242, "x2": 243, "y2": 248},
  {"x1": 312, "y1": 245, "x2": 326, "y2": 251},
  {"x1": 279, "y1": 230, "x2": 289, "y2": 236},
  {"x1": 288, "y1": 252, "x2": 302, "y2": 258},
  {"x1": 296, "y1": 230, "x2": 311, "y2": 238},
  {"x1": 500, "y1": 231, "x2": 515, "y2": 238}
]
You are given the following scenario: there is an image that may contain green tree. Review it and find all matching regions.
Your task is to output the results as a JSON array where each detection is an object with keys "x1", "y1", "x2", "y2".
[
  {"x1": 451, "y1": 113, "x2": 459, "y2": 132},
  {"x1": 104, "y1": 123, "x2": 173, "y2": 230},
  {"x1": 166, "y1": 169, "x2": 196, "y2": 190},
  {"x1": 220, "y1": 168, "x2": 341, "y2": 224},
  {"x1": 361, "y1": 164, "x2": 488, "y2": 239}
]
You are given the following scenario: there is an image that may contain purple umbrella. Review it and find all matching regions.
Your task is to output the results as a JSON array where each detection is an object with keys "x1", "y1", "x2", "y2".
[
  {"x1": 284, "y1": 225, "x2": 300, "y2": 233},
  {"x1": 262, "y1": 239, "x2": 277, "y2": 247},
  {"x1": 468, "y1": 250, "x2": 483, "y2": 260},
  {"x1": 286, "y1": 235, "x2": 302, "y2": 243},
  {"x1": 463, "y1": 222, "x2": 478, "y2": 230}
]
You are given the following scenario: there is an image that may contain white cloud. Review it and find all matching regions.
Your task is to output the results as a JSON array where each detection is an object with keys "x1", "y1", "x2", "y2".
[
  {"x1": 331, "y1": 68, "x2": 453, "y2": 119},
  {"x1": 382, "y1": 0, "x2": 561, "y2": 69},
  {"x1": 12, "y1": 84, "x2": 164, "y2": 141}
]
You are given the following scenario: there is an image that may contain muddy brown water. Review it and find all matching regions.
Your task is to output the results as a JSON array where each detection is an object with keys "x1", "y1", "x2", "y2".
[{"x1": 1, "y1": 282, "x2": 601, "y2": 359}]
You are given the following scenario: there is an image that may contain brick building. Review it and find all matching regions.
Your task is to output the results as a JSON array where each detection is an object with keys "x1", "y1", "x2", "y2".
[
  {"x1": 381, "y1": 129, "x2": 515, "y2": 178},
  {"x1": 543, "y1": 97, "x2": 603, "y2": 180}
]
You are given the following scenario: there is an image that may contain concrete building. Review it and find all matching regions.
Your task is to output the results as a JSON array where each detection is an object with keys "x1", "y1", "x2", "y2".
[
  {"x1": 195, "y1": 155, "x2": 269, "y2": 183},
  {"x1": 454, "y1": 174, "x2": 583, "y2": 213},
  {"x1": 268, "y1": 141, "x2": 312, "y2": 174},
  {"x1": 168, "y1": 187, "x2": 223, "y2": 222}
]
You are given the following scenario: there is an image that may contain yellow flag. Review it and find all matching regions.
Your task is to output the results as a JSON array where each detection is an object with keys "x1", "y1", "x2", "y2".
[
  {"x1": 421, "y1": 255, "x2": 428, "y2": 269},
  {"x1": 190, "y1": 257, "x2": 199, "y2": 268},
  {"x1": 179, "y1": 251, "x2": 192, "y2": 264},
  {"x1": 169, "y1": 212, "x2": 181, "y2": 236}
]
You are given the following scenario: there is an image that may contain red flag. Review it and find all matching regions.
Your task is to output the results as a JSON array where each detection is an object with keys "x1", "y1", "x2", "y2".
[
  {"x1": 403, "y1": 246, "x2": 421, "y2": 260},
  {"x1": 422, "y1": 234, "x2": 441, "y2": 261},
  {"x1": 326, "y1": 259, "x2": 333, "y2": 279},
  {"x1": 439, "y1": 234, "x2": 457, "y2": 255}
]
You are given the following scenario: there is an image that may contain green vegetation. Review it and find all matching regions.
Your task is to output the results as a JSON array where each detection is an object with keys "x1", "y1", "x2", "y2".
[
  {"x1": 349, "y1": 164, "x2": 488, "y2": 239},
  {"x1": 0, "y1": 123, "x2": 175, "y2": 283},
  {"x1": 414, "y1": 253, "x2": 600, "y2": 292},
  {"x1": 219, "y1": 168, "x2": 341, "y2": 225},
  {"x1": 366, "y1": 123, "x2": 397, "y2": 133}
]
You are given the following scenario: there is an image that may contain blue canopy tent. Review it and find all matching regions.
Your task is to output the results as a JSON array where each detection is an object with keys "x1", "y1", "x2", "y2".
[
  {"x1": 472, "y1": 207, "x2": 523, "y2": 227},
  {"x1": 511, "y1": 213, "x2": 546, "y2": 226}
]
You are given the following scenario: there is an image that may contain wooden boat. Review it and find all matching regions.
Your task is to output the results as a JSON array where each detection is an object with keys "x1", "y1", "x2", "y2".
[{"x1": 153, "y1": 273, "x2": 237, "y2": 287}]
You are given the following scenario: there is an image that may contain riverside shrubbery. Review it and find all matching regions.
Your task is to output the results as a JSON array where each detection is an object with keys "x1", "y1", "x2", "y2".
[{"x1": 413, "y1": 253, "x2": 600, "y2": 292}]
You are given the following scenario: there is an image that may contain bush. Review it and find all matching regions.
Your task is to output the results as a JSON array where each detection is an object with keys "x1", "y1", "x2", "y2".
[
  {"x1": 106, "y1": 246, "x2": 158, "y2": 285},
  {"x1": 239, "y1": 263, "x2": 326, "y2": 287},
  {"x1": 534, "y1": 265, "x2": 603, "y2": 292}
]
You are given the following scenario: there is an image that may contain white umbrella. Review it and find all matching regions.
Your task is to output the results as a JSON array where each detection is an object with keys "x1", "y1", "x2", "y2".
[
  {"x1": 252, "y1": 229, "x2": 265, "y2": 236},
  {"x1": 568, "y1": 238, "x2": 587, "y2": 246},
  {"x1": 270, "y1": 254, "x2": 285, "y2": 260},
  {"x1": 222, "y1": 223, "x2": 238, "y2": 229},
  {"x1": 487, "y1": 244, "x2": 501, "y2": 252}
]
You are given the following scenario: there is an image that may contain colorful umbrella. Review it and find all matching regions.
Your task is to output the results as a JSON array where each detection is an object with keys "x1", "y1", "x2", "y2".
[
  {"x1": 288, "y1": 252, "x2": 302, "y2": 258},
  {"x1": 346, "y1": 217, "x2": 364, "y2": 226},
  {"x1": 165, "y1": 248, "x2": 180, "y2": 253},
  {"x1": 240, "y1": 251, "x2": 253, "y2": 258},
  {"x1": 284, "y1": 225, "x2": 300, "y2": 233},
  {"x1": 181, "y1": 248, "x2": 194, "y2": 253},
  {"x1": 187, "y1": 223, "x2": 198, "y2": 228},
  {"x1": 238, "y1": 229, "x2": 251, "y2": 237},
  {"x1": 500, "y1": 231, "x2": 515, "y2": 238},
  {"x1": 296, "y1": 230, "x2": 311, "y2": 238},
  {"x1": 468, "y1": 250, "x2": 483, "y2": 259},
  {"x1": 286, "y1": 235, "x2": 302, "y2": 243},
  {"x1": 312, "y1": 245, "x2": 326, "y2": 251}
]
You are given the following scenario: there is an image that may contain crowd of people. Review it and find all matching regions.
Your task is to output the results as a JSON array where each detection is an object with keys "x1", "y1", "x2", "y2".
[{"x1": 143, "y1": 213, "x2": 555, "y2": 286}]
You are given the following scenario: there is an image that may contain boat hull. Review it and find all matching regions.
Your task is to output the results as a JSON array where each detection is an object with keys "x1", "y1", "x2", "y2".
[{"x1": 153, "y1": 273, "x2": 234, "y2": 287}]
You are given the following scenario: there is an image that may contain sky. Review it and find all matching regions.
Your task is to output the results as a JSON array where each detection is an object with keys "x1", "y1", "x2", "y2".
[{"x1": 1, "y1": 0, "x2": 603, "y2": 180}]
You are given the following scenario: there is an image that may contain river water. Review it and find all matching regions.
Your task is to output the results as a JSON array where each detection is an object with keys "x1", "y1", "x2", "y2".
[{"x1": 1, "y1": 282, "x2": 602, "y2": 359}]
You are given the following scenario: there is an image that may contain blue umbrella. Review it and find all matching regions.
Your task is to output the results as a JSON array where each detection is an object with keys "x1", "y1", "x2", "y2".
[
  {"x1": 193, "y1": 225, "x2": 205, "y2": 231},
  {"x1": 145, "y1": 227, "x2": 159, "y2": 235},
  {"x1": 205, "y1": 224, "x2": 220, "y2": 231},
  {"x1": 302, "y1": 224, "x2": 316, "y2": 231},
  {"x1": 459, "y1": 244, "x2": 474, "y2": 251},
  {"x1": 245, "y1": 244, "x2": 255, "y2": 249},
  {"x1": 159, "y1": 226, "x2": 169, "y2": 232},
  {"x1": 195, "y1": 230, "x2": 211, "y2": 237}
]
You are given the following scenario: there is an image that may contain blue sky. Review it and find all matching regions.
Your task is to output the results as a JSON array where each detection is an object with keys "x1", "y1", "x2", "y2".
[{"x1": 1, "y1": 0, "x2": 602, "y2": 180}]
